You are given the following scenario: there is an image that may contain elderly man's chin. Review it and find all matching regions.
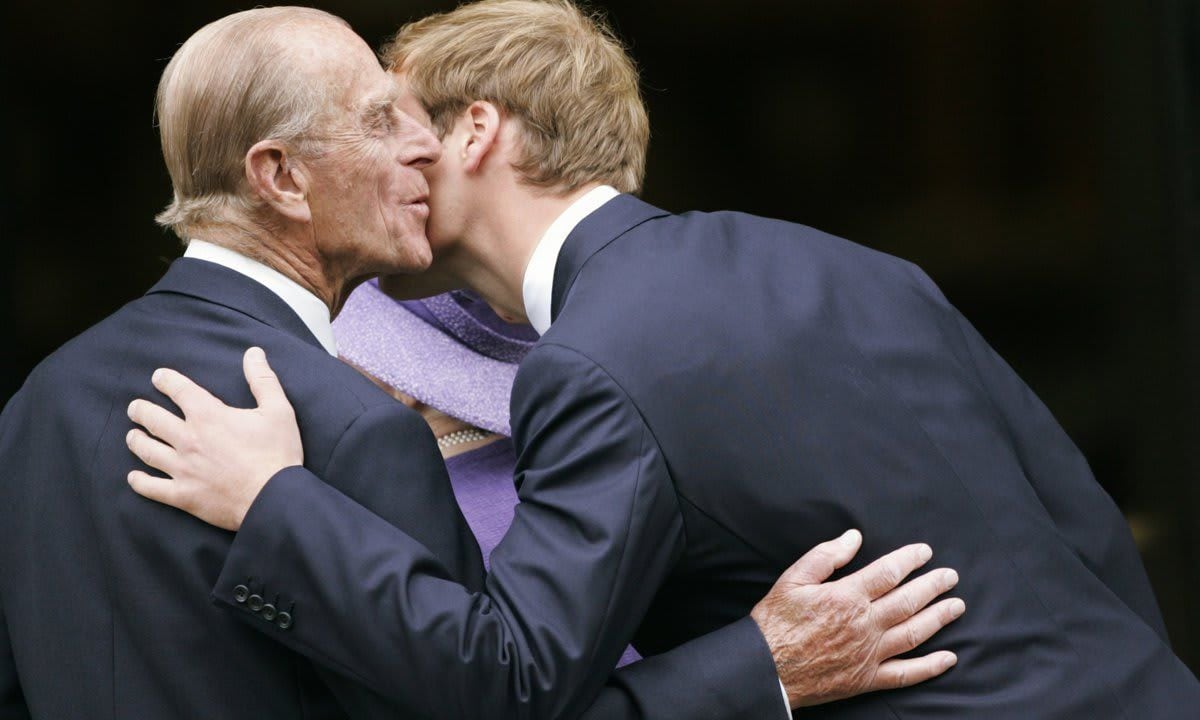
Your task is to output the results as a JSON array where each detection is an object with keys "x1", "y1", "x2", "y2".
[{"x1": 375, "y1": 205, "x2": 434, "y2": 274}]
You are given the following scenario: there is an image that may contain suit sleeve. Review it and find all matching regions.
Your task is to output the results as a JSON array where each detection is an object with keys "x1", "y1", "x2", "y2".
[
  {"x1": 0, "y1": 393, "x2": 29, "y2": 720},
  {"x1": 217, "y1": 400, "x2": 488, "y2": 718},
  {"x1": 578, "y1": 617, "x2": 788, "y2": 720},
  {"x1": 911, "y1": 266, "x2": 1168, "y2": 640},
  {"x1": 212, "y1": 344, "x2": 785, "y2": 719},
  {"x1": 0, "y1": 597, "x2": 29, "y2": 720}
]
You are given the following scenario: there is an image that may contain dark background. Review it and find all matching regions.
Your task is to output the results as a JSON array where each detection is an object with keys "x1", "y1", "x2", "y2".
[{"x1": 2, "y1": 0, "x2": 1197, "y2": 674}]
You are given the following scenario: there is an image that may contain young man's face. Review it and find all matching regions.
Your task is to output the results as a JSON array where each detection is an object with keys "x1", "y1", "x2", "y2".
[{"x1": 391, "y1": 72, "x2": 471, "y2": 261}]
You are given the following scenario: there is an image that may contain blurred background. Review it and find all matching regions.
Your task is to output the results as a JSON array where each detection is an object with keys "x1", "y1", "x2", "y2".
[{"x1": 1, "y1": 0, "x2": 1196, "y2": 673}]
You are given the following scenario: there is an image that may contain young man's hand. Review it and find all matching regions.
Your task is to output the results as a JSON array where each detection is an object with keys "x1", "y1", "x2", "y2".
[{"x1": 126, "y1": 347, "x2": 302, "y2": 531}]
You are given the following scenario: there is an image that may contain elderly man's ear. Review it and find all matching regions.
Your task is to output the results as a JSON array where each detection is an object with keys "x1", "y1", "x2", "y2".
[{"x1": 245, "y1": 141, "x2": 311, "y2": 223}]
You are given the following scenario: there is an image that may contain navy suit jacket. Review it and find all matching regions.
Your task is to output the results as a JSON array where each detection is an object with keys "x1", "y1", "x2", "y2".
[
  {"x1": 0, "y1": 257, "x2": 759, "y2": 720},
  {"x1": 0, "y1": 259, "x2": 485, "y2": 718},
  {"x1": 213, "y1": 196, "x2": 1200, "y2": 719}
]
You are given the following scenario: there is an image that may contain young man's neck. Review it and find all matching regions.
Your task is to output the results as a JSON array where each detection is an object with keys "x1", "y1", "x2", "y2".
[{"x1": 447, "y1": 181, "x2": 606, "y2": 322}]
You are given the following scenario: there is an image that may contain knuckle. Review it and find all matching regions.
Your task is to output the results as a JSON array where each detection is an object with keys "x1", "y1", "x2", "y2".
[
  {"x1": 829, "y1": 586, "x2": 870, "y2": 620},
  {"x1": 178, "y1": 430, "x2": 200, "y2": 456},
  {"x1": 879, "y1": 559, "x2": 902, "y2": 587},
  {"x1": 905, "y1": 622, "x2": 922, "y2": 651},
  {"x1": 174, "y1": 489, "x2": 196, "y2": 513},
  {"x1": 939, "y1": 600, "x2": 961, "y2": 623}
]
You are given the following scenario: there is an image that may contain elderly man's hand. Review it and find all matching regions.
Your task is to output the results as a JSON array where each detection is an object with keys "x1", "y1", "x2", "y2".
[
  {"x1": 125, "y1": 347, "x2": 302, "y2": 531},
  {"x1": 752, "y1": 530, "x2": 964, "y2": 708}
]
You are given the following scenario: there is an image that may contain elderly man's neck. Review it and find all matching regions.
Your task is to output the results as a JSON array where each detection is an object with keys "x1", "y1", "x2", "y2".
[{"x1": 190, "y1": 229, "x2": 354, "y2": 315}]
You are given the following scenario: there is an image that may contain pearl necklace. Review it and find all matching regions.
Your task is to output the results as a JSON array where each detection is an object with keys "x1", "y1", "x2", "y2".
[{"x1": 437, "y1": 428, "x2": 490, "y2": 449}]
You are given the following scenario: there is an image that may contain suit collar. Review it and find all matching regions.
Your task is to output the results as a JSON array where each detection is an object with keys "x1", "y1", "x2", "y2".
[
  {"x1": 522, "y1": 185, "x2": 620, "y2": 334},
  {"x1": 146, "y1": 258, "x2": 327, "y2": 353},
  {"x1": 549, "y1": 194, "x2": 670, "y2": 323}
]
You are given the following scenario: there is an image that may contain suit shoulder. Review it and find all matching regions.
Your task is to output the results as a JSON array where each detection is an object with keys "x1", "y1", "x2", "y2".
[
  {"x1": 23, "y1": 296, "x2": 154, "y2": 387},
  {"x1": 656, "y1": 209, "x2": 946, "y2": 297}
]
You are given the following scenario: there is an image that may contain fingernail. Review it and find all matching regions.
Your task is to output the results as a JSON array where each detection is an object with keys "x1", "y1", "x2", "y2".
[
  {"x1": 841, "y1": 529, "x2": 861, "y2": 547},
  {"x1": 943, "y1": 653, "x2": 958, "y2": 669},
  {"x1": 152, "y1": 369, "x2": 164, "y2": 384},
  {"x1": 127, "y1": 400, "x2": 137, "y2": 418},
  {"x1": 944, "y1": 569, "x2": 959, "y2": 588},
  {"x1": 950, "y1": 599, "x2": 966, "y2": 618},
  {"x1": 248, "y1": 347, "x2": 265, "y2": 361},
  {"x1": 125, "y1": 430, "x2": 136, "y2": 446},
  {"x1": 918, "y1": 544, "x2": 933, "y2": 562}
]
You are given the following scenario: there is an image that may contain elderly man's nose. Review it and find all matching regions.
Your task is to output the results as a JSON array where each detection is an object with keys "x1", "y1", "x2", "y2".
[{"x1": 399, "y1": 113, "x2": 442, "y2": 168}]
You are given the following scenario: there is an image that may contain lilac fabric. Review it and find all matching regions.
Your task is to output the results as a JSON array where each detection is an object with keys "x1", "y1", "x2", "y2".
[
  {"x1": 335, "y1": 283, "x2": 640, "y2": 666},
  {"x1": 402, "y1": 291, "x2": 538, "y2": 364},
  {"x1": 332, "y1": 282, "x2": 533, "y2": 436},
  {"x1": 445, "y1": 439, "x2": 642, "y2": 668}
]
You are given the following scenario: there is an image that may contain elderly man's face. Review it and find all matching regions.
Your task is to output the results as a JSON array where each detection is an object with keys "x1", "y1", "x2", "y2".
[
  {"x1": 302, "y1": 27, "x2": 443, "y2": 279},
  {"x1": 390, "y1": 73, "x2": 462, "y2": 260}
]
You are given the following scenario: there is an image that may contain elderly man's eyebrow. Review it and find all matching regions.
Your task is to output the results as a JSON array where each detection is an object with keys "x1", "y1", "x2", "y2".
[{"x1": 360, "y1": 87, "x2": 403, "y2": 121}]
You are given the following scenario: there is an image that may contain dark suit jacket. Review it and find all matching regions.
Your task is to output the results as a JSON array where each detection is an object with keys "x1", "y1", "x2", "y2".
[
  {"x1": 0, "y1": 257, "x2": 758, "y2": 720},
  {"x1": 211, "y1": 195, "x2": 1200, "y2": 719},
  {"x1": 0, "y1": 258, "x2": 484, "y2": 718}
]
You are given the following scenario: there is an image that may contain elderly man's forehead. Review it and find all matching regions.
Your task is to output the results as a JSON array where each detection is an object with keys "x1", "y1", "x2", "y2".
[{"x1": 356, "y1": 76, "x2": 403, "y2": 113}]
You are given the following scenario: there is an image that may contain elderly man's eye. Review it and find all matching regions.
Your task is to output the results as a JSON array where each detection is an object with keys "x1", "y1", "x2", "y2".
[{"x1": 363, "y1": 105, "x2": 396, "y2": 136}]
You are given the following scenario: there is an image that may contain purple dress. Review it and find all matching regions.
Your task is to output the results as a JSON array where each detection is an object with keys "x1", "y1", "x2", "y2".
[{"x1": 444, "y1": 438, "x2": 642, "y2": 668}]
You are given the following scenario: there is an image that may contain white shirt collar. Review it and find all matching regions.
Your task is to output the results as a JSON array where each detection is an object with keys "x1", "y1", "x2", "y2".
[
  {"x1": 184, "y1": 239, "x2": 338, "y2": 356},
  {"x1": 521, "y1": 185, "x2": 620, "y2": 336}
]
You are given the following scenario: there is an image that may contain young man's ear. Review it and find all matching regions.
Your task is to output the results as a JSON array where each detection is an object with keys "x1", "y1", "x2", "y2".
[
  {"x1": 245, "y1": 140, "x2": 311, "y2": 223},
  {"x1": 460, "y1": 100, "x2": 502, "y2": 174}
]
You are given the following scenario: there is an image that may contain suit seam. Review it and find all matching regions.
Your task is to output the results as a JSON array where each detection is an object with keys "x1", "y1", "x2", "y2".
[
  {"x1": 578, "y1": 421, "x2": 651, "y2": 696},
  {"x1": 555, "y1": 213, "x2": 667, "y2": 314},
  {"x1": 81, "y1": 359, "x2": 129, "y2": 720},
  {"x1": 672, "y1": 493, "x2": 780, "y2": 570},
  {"x1": 322, "y1": 403, "x2": 408, "y2": 478},
  {"x1": 837, "y1": 330, "x2": 1133, "y2": 720},
  {"x1": 531, "y1": 342, "x2": 689, "y2": 550},
  {"x1": 533, "y1": 342, "x2": 779, "y2": 565},
  {"x1": 213, "y1": 593, "x2": 378, "y2": 691},
  {"x1": 292, "y1": 654, "x2": 310, "y2": 720},
  {"x1": 217, "y1": 406, "x2": 430, "y2": 703},
  {"x1": 528, "y1": 343, "x2": 691, "y2": 718},
  {"x1": 127, "y1": 302, "x2": 380, "y2": 415},
  {"x1": 131, "y1": 290, "x2": 322, "y2": 353}
]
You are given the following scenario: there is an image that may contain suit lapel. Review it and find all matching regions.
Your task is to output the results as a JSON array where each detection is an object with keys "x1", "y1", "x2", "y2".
[
  {"x1": 146, "y1": 258, "x2": 326, "y2": 353},
  {"x1": 550, "y1": 194, "x2": 670, "y2": 323}
]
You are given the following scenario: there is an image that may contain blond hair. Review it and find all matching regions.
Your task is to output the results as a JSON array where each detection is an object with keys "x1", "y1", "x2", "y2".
[
  {"x1": 383, "y1": 0, "x2": 648, "y2": 194},
  {"x1": 155, "y1": 7, "x2": 348, "y2": 239}
]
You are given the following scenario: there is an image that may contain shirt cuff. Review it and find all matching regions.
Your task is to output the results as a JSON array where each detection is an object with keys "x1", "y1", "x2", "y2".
[{"x1": 779, "y1": 677, "x2": 792, "y2": 717}]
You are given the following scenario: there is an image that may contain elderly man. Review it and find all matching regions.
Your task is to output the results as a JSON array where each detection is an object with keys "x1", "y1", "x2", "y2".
[
  {"x1": 126, "y1": 0, "x2": 1200, "y2": 718},
  {"x1": 0, "y1": 6, "x2": 960, "y2": 720}
]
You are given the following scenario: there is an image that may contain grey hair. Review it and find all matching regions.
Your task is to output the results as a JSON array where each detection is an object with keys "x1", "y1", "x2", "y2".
[{"x1": 154, "y1": 7, "x2": 348, "y2": 239}]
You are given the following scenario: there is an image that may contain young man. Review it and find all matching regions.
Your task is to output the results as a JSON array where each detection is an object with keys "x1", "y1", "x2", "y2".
[{"x1": 127, "y1": 0, "x2": 1198, "y2": 717}]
